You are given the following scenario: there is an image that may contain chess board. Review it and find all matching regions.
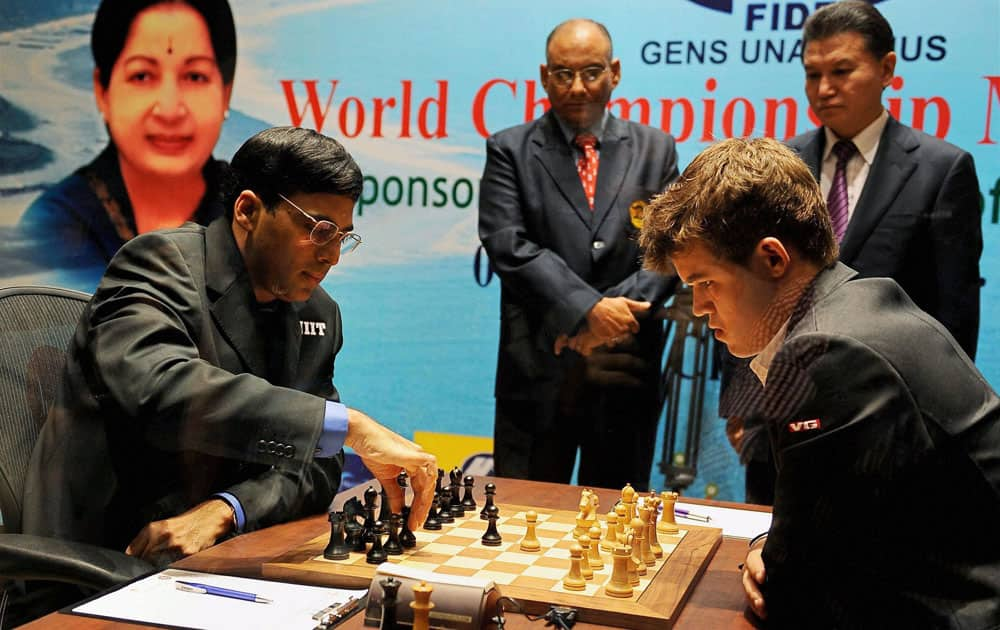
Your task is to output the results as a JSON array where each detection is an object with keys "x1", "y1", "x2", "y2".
[{"x1": 263, "y1": 502, "x2": 722, "y2": 629}]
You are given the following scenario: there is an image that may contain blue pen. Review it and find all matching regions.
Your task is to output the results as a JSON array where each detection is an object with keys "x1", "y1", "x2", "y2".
[
  {"x1": 175, "y1": 580, "x2": 273, "y2": 604},
  {"x1": 674, "y1": 508, "x2": 711, "y2": 522}
]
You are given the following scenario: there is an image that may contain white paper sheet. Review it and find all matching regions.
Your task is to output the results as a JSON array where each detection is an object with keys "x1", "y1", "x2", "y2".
[
  {"x1": 73, "y1": 568, "x2": 366, "y2": 630},
  {"x1": 674, "y1": 501, "x2": 772, "y2": 539}
]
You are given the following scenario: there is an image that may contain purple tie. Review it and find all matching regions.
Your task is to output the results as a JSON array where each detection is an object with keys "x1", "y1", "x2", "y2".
[{"x1": 827, "y1": 140, "x2": 856, "y2": 242}]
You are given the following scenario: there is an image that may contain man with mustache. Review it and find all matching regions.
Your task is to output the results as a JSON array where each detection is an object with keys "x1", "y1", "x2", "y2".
[
  {"x1": 478, "y1": 18, "x2": 679, "y2": 490},
  {"x1": 24, "y1": 127, "x2": 437, "y2": 563}
]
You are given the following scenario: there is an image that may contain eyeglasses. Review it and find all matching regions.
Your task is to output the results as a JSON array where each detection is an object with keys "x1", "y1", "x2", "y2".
[
  {"x1": 547, "y1": 65, "x2": 608, "y2": 88},
  {"x1": 278, "y1": 193, "x2": 362, "y2": 254}
]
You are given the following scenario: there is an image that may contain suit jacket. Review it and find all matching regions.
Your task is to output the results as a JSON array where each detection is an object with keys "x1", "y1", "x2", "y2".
[
  {"x1": 23, "y1": 219, "x2": 344, "y2": 551},
  {"x1": 478, "y1": 111, "x2": 679, "y2": 406},
  {"x1": 787, "y1": 116, "x2": 982, "y2": 358},
  {"x1": 757, "y1": 263, "x2": 1000, "y2": 629}
]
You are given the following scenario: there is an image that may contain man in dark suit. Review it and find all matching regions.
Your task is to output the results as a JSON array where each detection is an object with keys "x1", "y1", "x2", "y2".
[
  {"x1": 731, "y1": 0, "x2": 984, "y2": 505},
  {"x1": 789, "y1": 0, "x2": 982, "y2": 357},
  {"x1": 478, "y1": 19, "x2": 678, "y2": 490},
  {"x1": 642, "y1": 137, "x2": 1000, "y2": 629},
  {"x1": 24, "y1": 127, "x2": 436, "y2": 563}
]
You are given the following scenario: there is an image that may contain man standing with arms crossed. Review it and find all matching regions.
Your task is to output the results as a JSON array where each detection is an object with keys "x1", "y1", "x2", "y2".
[{"x1": 478, "y1": 19, "x2": 679, "y2": 490}]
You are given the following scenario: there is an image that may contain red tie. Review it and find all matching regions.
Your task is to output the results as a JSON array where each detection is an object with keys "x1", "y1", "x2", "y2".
[{"x1": 574, "y1": 133, "x2": 599, "y2": 210}]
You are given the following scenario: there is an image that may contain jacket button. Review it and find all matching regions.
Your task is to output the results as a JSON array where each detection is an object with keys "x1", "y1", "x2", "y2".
[
  {"x1": 257, "y1": 440, "x2": 267, "y2": 453},
  {"x1": 284, "y1": 444, "x2": 295, "y2": 458},
  {"x1": 592, "y1": 240, "x2": 605, "y2": 250},
  {"x1": 267, "y1": 440, "x2": 277, "y2": 454}
]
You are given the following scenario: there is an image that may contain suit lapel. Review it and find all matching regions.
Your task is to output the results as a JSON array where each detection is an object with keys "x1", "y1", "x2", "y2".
[
  {"x1": 278, "y1": 303, "x2": 303, "y2": 387},
  {"x1": 532, "y1": 113, "x2": 592, "y2": 227},
  {"x1": 592, "y1": 116, "x2": 632, "y2": 232},
  {"x1": 205, "y1": 219, "x2": 268, "y2": 376},
  {"x1": 840, "y1": 117, "x2": 918, "y2": 262},
  {"x1": 796, "y1": 129, "x2": 824, "y2": 180}
]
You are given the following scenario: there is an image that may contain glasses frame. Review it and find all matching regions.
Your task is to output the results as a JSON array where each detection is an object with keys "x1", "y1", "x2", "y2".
[
  {"x1": 546, "y1": 64, "x2": 609, "y2": 88},
  {"x1": 277, "y1": 193, "x2": 362, "y2": 254}
]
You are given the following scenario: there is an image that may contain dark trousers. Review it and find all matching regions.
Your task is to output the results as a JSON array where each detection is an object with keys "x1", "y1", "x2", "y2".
[{"x1": 493, "y1": 374, "x2": 660, "y2": 492}]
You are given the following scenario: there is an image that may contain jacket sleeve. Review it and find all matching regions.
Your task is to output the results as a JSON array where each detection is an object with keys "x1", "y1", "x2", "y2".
[
  {"x1": 478, "y1": 135, "x2": 602, "y2": 335},
  {"x1": 603, "y1": 135, "x2": 681, "y2": 307},
  {"x1": 927, "y1": 150, "x2": 981, "y2": 359},
  {"x1": 84, "y1": 231, "x2": 325, "y2": 472}
]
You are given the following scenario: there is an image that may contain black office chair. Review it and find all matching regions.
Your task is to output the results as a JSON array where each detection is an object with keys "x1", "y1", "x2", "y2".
[{"x1": 0, "y1": 286, "x2": 152, "y2": 627}]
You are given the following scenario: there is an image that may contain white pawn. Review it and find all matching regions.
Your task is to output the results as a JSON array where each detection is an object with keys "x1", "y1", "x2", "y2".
[
  {"x1": 520, "y1": 510, "x2": 541, "y2": 552},
  {"x1": 587, "y1": 525, "x2": 605, "y2": 570},
  {"x1": 577, "y1": 535, "x2": 594, "y2": 580},
  {"x1": 563, "y1": 543, "x2": 586, "y2": 591},
  {"x1": 601, "y1": 511, "x2": 618, "y2": 552}
]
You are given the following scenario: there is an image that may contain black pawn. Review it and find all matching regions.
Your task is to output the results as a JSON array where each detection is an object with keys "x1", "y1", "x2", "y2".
[
  {"x1": 323, "y1": 512, "x2": 350, "y2": 560},
  {"x1": 449, "y1": 474, "x2": 465, "y2": 518},
  {"x1": 384, "y1": 513, "x2": 404, "y2": 555},
  {"x1": 423, "y1": 494, "x2": 442, "y2": 530},
  {"x1": 480, "y1": 482, "x2": 497, "y2": 520},
  {"x1": 481, "y1": 504, "x2": 502, "y2": 546},
  {"x1": 366, "y1": 520, "x2": 388, "y2": 564},
  {"x1": 363, "y1": 486, "x2": 378, "y2": 543},
  {"x1": 400, "y1": 505, "x2": 417, "y2": 548},
  {"x1": 378, "y1": 485, "x2": 392, "y2": 524},
  {"x1": 396, "y1": 471, "x2": 411, "y2": 509},
  {"x1": 461, "y1": 475, "x2": 477, "y2": 510},
  {"x1": 379, "y1": 576, "x2": 401, "y2": 630},
  {"x1": 437, "y1": 489, "x2": 455, "y2": 523}
]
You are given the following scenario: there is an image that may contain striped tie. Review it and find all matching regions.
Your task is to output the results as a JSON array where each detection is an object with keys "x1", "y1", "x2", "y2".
[
  {"x1": 827, "y1": 140, "x2": 856, "y2": 242},
  {"x1": 574, "y1": 133, "x2": 599, "y2": 210}
]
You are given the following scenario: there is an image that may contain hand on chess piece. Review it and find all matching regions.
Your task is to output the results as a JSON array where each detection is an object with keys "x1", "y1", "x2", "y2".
[
  {"x1": 742, "y1": 547, "x2": 768, "y2": 620},
  {"x1": 344, "y1": 409, "x2": 437, "y2": 532}
]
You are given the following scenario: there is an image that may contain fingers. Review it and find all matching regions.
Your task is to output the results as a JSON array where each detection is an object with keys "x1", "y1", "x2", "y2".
[
  {"x1": 125, "y1": 526, "x2": 150, "y2": 559},
  {"x1": 554, "y1": 334, "x2": 569, "y2": 356},
  {"x1": 379, "y1": 477, "x2": 405, "y2": 515},
  {"x1": 406, "y1": 461, "x2": 437, "y2": 531},
  {"x1": 742, "y1": 549, "x2": 768, "y2": 620},
  {"x1": 623, "y1": 298, "x2": 652, "y2": 314}
]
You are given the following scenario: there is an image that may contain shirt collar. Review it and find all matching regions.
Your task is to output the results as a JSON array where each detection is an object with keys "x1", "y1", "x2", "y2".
[
  {"x1": 554, "y1": 110, "x2": 608, "y2": 147},
  {"x1": 749, "y1": 318, "x2": 791, "y2": 386},
  {"x1": 822, "y1": 109, "x2": 888, "y2": 167}
]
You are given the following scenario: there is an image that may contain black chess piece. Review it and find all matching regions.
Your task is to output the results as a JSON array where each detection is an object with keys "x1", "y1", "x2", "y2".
[
  {"x1": 363, "y1": 486, "x2": 378, "y2": 543},
  {"x1": 345, "y1": 518, "x2": 365, "y2": 552},
  {"x1": 423, "y1": 494, "x2": 442, "y2": 531},
  {"x1": 481, "y1": 504, "x2": 502, "y2": 546},
  {"x1": 461, "y1": 475, "x2": 477, "y2": 510},
  {"x1": 384, "y1": 513, "x2": 404, "y2": 555},
  {"x1": 480, "y1": 482, "x2": 497, "y2": 520},
  {"x1": 435, "y1": 468, "x2": 444, "y2": 495},
  {"x1": 366, "y1": 520, "x2": 388, "y2": 564},
  {"x1": 342, "y1": 497, "x2": 366, "y2": 552},
  {"x1": 400, "y1": 505, "x2": 417, "y2": 548},
  {"x1": 378, "y1": 485, "x2": 392, "y2": 524},
  {"x1": 449, "y1": 473, "x2": 465, "y2": 518},
  {"x1": 437, "y1": 489, "x2": 455, "y2": 523},
  {"x1": 323, "y1": 512, "x2": 350, "y2": 560},
  {"x1": 379, "y1": 576, "x2": 401, "y2": 630}
]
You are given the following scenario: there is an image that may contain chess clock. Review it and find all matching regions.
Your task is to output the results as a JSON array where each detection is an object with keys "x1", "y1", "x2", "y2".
[{"x1": 363, "y1": 563, "x2": 501, "y2": 629}]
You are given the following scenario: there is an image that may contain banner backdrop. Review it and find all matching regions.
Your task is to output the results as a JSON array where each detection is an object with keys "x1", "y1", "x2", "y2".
[{"x1": 1, "y1": 0, "x2": 997, "y2": 499}]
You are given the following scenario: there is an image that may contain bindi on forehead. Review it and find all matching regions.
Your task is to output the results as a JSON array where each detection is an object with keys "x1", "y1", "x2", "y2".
[{"x1": 167, "y1": 36, "x2": 173, "y2": 55}]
